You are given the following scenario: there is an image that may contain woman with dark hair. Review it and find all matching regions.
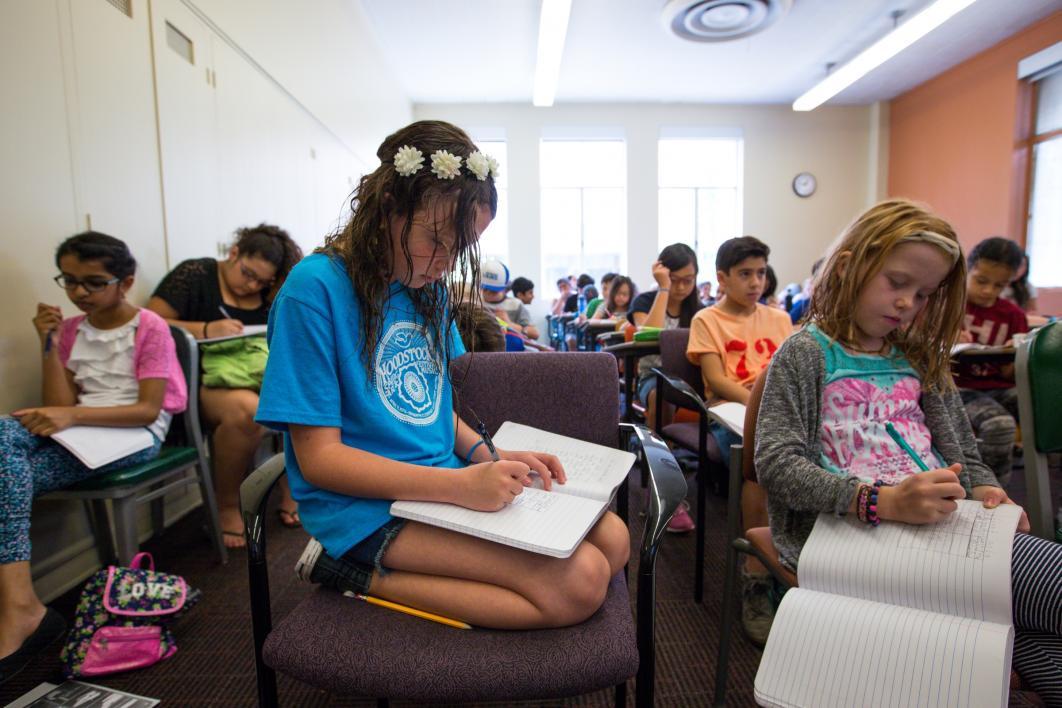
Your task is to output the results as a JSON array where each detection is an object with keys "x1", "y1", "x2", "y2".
[{"x1": 147, "y1": 224, "x2": 303, "y2": 548}]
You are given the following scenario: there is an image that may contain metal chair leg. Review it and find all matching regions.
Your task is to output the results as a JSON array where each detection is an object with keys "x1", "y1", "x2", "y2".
[
  {"x1": 195, "y1": 454, "x2": 228, "y2": 565},
  {"x1": 112, "y1": 496, "x2": 139, "y2": 567},
  {"x1": 85, "y1": 499, "x2": 116, "y2": 566}
]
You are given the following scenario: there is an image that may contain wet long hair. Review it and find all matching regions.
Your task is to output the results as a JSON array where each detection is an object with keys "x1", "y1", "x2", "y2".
[
  {"x1": 808, "y1": 199, "x2": 966, "y2": 392},
  {"x1": 318, "y1": 120, "x2": 497, "y2": 375}
]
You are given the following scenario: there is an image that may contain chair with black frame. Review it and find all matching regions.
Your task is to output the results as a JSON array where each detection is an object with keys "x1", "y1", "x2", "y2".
[
  {"x1": 712, "y1": 371, "x2": 795, "y2": 707},
  {"x1": 44, "y1": 325, "x2": 228, "y2": 566},
  {"x1": 240, "y1": 351, "x2": 687, "y2": 707},
  {"x1": 1015, "y1": 320, "x2": 1062, "y2": 541},
  {"x1": 649, "y1": 327, "x2": 729, "y2": 603}
]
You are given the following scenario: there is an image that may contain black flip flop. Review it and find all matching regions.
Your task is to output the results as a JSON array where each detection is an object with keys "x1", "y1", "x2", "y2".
[{"x1": 0, "y1": 607, "x2": 67, "y2": 684}]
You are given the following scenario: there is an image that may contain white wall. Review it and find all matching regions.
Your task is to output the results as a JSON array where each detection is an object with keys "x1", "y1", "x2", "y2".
[
  {"x1": 414, "y1": 102, "x2": 878, "y2": 295},
  {"x1": 0, "y1": 0, "x2": 410, "y2": 600}
]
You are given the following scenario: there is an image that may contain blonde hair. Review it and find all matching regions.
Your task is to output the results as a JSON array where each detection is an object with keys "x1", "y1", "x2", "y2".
[{"x1": 808, "y1": 199, "x2": 967, "y2": 392}]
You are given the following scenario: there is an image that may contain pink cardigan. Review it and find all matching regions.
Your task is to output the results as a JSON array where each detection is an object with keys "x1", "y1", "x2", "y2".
[{"x1": 58, "y1": 308, "x2": 188, "y2": 415}]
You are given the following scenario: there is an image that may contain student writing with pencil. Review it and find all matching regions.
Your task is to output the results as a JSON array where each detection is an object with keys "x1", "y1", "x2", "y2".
[
  {"x1": 753, "y1": 200, "x2": 1061, "y2": 702},
  {"x1": 257, "y1": 120, "x2": 629, "y2": 630},
  {"x1": 147, "y1": 225, "x2": 303, "y2": 548}
]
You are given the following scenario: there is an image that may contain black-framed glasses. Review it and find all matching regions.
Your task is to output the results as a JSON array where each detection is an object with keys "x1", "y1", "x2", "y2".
[
  {"x1": 237, "y1": 260, "x2": 275, "y2": 287},
  {"x1": 54, "y1": 274, "x2": 120, "y2": 293}
]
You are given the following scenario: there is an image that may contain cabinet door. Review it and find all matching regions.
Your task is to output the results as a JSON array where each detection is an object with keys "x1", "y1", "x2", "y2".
[
  {"x1": 150, "y1": 0, "x2": 218, "y2": 266},
  {"x1": 67, "y1": 0, "x2": 167, "y2": 294}
]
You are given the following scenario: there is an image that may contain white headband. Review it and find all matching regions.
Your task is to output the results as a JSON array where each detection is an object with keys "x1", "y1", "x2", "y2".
[
  {"x1": 901, "y1": 231, "x2": 961, "y2": 264},
  {"x1": 393, "y1": 146, "x2": 499, "y2": 182}
]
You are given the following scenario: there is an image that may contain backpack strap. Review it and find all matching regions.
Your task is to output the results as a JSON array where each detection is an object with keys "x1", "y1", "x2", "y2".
[{"x1": 129, "y1": 552, "x2": 155, "y2": 571}]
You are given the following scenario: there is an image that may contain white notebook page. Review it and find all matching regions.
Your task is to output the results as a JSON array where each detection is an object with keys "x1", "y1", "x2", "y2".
[
  {"x1": 491, "y1": 422, "x2": 635, "y2": 502},
  {"x1": 391, "y1": 487, "x2": 605, "y2": 558},
  {"x1": 755, "y1": 589, "x2": 1012, "y2": 708},
  {"x1": 708, "y1": 401, "x2": 746, "y2": 437},
  {"x1": 798, "y1": 501, "x2": 1019, "y2": 624},
  {"x1": 51, "y1": 425, "x2": 154, "y2": 470}
]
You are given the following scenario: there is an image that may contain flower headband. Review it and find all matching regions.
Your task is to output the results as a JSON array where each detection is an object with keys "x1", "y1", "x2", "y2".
[{"x1": 392, "y1": 145, "x2": 500, "y2": 182}]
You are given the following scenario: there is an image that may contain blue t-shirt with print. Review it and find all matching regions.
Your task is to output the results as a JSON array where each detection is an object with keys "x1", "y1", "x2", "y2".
[
  {"x1": 256, "y1": 253, "x2": 466, "y2": 558},
  {"x1": 806, "y1": 324, "x2": 944, "y2": 484}
]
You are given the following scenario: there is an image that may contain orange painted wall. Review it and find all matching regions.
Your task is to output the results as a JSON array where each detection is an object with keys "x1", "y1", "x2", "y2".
[{"x1": 888, "y1": 11, "x2": 1062, "y2": 314}]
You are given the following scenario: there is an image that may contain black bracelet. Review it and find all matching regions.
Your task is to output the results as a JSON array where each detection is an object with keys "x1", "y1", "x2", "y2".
[{"x1": 203, "y1": 321, "x2": 211, "y2": 338}]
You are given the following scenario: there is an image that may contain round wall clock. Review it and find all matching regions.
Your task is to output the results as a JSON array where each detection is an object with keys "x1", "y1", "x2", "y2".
[{"x1": 792, "y1": 172, "x2": 817, "y2": 198}]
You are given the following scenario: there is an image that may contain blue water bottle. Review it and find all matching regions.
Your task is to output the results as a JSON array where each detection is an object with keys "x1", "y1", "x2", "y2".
[{"x1": 577, "y1": 290, "x2": 587, "y2": 315}]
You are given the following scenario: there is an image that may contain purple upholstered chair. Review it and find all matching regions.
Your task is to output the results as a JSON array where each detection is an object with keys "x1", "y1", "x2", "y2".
[
  {"x1": 240, "y1": 352, "x2": 686, "y2": 707},
  {"x1": 652, "y1": 328, "x2": 729, "y2": 603}
]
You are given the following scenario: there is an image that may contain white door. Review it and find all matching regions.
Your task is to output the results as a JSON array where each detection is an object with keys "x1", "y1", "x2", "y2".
[
  {"x1": 67, "y1": 0, "x2": 167, "y2": 295},
  {"x1": 150, "y1": 0, "x2": 219, "y2": 266}
]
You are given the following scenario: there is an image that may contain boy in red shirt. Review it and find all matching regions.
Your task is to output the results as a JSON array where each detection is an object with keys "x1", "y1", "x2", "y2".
[{"x1": 955, "y1": 237, "x2": 1028, "y2": 485}]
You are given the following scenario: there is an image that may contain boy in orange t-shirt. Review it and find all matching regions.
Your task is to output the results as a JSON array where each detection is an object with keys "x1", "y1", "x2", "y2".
[{"x1": 686, "y1": 235, "x2": 792, "y2": 646}]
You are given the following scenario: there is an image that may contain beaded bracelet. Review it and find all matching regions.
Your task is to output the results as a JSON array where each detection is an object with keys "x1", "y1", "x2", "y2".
[
  {"x1": 866, "y1": 480, "x2": 883, "y2": 526},
  {"x1": 465, "y1": 439, "x2": 486, "y2": 464},
  {"x1": 856, "y1": 484, "x2": 871, "y2": 524}
]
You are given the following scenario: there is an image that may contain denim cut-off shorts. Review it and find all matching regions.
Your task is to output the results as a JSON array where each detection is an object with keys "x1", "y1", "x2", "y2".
[{"x1": 322, "y1": 518, "x2": 406, "y2": 595}]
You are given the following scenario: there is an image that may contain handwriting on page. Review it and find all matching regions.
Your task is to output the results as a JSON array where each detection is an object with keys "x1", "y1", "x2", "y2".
[
  {"x1": 509, "y1": 493, "x2": 559, "y2": 513},
  {"x1": 898, "y1": 506, "x2": 993, "y2": 559}
]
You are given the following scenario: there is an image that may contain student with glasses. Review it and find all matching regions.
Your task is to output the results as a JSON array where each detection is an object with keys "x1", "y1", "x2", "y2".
[
  {"x1": 0, "y1": 232, "x2": 187, "y2": 681},
  {"x1": 147, "y1": 224, "x2": 302, "y2": 549}
]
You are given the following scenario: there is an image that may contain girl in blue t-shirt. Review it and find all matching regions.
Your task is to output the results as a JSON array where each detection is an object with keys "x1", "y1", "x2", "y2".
[{"x1": 257, "y1": 120, "x2": 629, "y2": 630}]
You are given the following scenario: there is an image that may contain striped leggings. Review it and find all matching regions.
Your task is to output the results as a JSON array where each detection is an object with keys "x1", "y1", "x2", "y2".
[
  {"x1": 0, "y1": 417, "x2": 161, "y2": 565},
  {"x1": 1012, "y1": 532, "x2": 1062, "y2": 706},
  {"x1": 961, "y1": 388, "x2": 1019, "y2": 486}
]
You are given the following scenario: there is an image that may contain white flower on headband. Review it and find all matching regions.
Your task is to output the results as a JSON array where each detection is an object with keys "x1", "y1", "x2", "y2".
[
  {"x1": 430, "y1": 150, "x2": 462, "y2": 180},
  {"x1": 465, "y1": 151, "x2": 490, "y2": 181},
  {"x1": 393, "y1": 145, "x2": 424, "y2": 177},
  {"x1": 486, "y1": 154, "x2": 500, "y2": 180}
]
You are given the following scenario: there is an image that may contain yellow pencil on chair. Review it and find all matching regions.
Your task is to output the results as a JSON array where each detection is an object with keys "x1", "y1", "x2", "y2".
[{"x1": 342, "y1": 591, "x2": 472, "y2": 630}]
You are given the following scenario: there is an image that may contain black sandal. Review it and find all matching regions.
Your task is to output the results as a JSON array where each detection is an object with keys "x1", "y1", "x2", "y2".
[{"x1": 0, "y1": 607, "x2": 66, "y2": 685}]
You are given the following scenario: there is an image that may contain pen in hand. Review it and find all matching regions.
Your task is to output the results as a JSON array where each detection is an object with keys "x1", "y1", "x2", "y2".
[
  {"x1": 218, "y1": 304, "x2": 233, "y2": 319},
  {"x1": 885, "y1": 421, "x2": 931, "y2": 472},
  {"x1": 476, "y1": 422, "x2": 501, "y2": 462}
]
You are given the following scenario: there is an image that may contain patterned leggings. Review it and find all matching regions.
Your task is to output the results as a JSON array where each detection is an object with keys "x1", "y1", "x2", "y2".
[
  {"x1": 0, "y1": 417, "x2": 161, "y2": 565},
  {"x1": 961, "y1": 387, "x2": 1019, "y2": 486},
  {"x1": 1012, "y1": 533, "x2": 1062, "y2": 706}
]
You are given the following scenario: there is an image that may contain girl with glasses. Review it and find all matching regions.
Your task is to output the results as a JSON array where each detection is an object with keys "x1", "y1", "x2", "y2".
[{"x1": 0, "y1": 232, "x2": 187, "y2": 681}]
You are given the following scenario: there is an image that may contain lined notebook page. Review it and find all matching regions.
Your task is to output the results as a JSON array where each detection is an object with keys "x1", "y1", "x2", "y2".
[
  {"x1": 491, "y1": 422, "x2": 635, "y2": 502},
  {"x1": 798, "y1": 501, "x2": 1019, "y2": 624},
  {"x1": 391, "y1": 488, "x2": 606, "y2": 558},
  {"x1": 755, "y1": 589, "x2": 1012, "y2": 708}
]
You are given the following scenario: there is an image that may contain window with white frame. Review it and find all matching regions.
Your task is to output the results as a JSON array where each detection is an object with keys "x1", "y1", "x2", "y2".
[
  {"x1": 1026, "y1": 67, "x2": 1062, "y2": 288},
  {"x1": 657, "y1": 136, "x2": 743, "y2": 277},
  {"x1": 539, "y1": 139, "x2": 626, "y2": 290},
  {"x1": 472, "y1": 140, "x2": 509, "y2": 263}
]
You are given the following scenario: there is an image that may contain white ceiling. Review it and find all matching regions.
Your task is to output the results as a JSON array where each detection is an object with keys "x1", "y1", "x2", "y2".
[{"x1": 358, "y1": 0, "x2": 1060, "y2": 106}]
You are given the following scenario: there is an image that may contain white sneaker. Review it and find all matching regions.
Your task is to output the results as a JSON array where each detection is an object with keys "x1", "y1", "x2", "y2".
[{"x1": 295, "y1": 538, "x2": 324, "y2": 583}]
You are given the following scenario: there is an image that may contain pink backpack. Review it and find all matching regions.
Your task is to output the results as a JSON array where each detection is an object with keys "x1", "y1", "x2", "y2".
[{"x1": 60, "y1": 552, "x2": 199, "y2": 677}]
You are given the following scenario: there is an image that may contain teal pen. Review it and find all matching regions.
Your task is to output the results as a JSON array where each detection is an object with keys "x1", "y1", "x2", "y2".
[{"x1": 885, "y1": 421, "x2": 931, "y2": 472}]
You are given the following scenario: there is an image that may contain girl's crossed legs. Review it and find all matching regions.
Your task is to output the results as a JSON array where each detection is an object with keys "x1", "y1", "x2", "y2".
[{"x1": 372, "y1": 511, "x2": 630, "y2": 629}]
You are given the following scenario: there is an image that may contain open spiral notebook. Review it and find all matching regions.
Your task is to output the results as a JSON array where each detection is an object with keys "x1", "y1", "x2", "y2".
[
  {"x1": 391, "y1": 422, "x2": 636, "y2": 558},
  {"x1": 755, "y1": 500, "x2": 1021, "y2": 708}
]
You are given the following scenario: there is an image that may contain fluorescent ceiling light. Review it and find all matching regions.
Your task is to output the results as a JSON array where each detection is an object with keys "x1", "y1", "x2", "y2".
[
  {"x1": 532, "y1": 0, "x2": 572, "y2": 107},
  {"x1": 793, "y1": 0, "x2": 978, "y2": 111}
]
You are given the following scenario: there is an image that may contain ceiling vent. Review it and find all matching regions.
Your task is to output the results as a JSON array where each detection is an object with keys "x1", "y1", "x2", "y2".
[{"x1": 662, "y1": 0, "x2": 792, "y2": 42}]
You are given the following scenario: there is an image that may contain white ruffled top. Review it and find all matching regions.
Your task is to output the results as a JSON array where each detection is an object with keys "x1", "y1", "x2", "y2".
[{"x1": 68, "y1": 312, "x2": 171, "y2": 439}]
